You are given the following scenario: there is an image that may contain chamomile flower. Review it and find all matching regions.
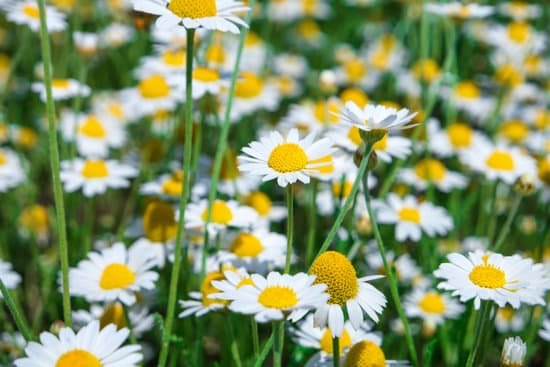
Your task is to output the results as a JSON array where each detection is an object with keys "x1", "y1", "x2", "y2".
[
  {"x1": 60, "y1": 158, "x2": 137, "y2": 197},
  {"x1": 1, "y1": 0, "x2": 67, "y2": 32},
  {"x1": 0, "y1": 148, "x2": 25, "y2": 193},
  {"x1": 498, "y1": 2, "x2": 540, "y2": 20},
  {"x1": 226, "y1": 271, "x2": 328, "y2": 323},
  {"x1": 444, "y1": 80, "x2": 493, "y2": 121},
  {"x1": 485, "y1": 21, "x2": 546, "y2": 56},
  {"x1": 227, "y1": 71, "x2": 281, "y2": 120},
  {"x1": 364, "y1": 34, "x2": 407, "y2": 72},
  {"x1": 68, "y1": 243, "x2": 159, "y2": 306},
  {"x1": 73, "y1": 31, "x2": 100, "y2": 57},
  {"x1": 238, "y1": 128, "x2": 335, "y2": 187},
  {"x1": 133, "y1": 0, "x2": 249, "y2": 34},
  {"x1": 121, "y1": 74, "x2": 184, "y2": 118},
  {"x1": 404, "y1": 289, "x2": 464, "y2": 330},
  {"x1": 0, "y1": 260, "x2": 21, "y2": 297},
  {"x1": 435, "y1": 251, "x2": 548, "y2": 309},
  {"x1": 336, "y1": 101, "x2": 417, "y2": 134},
  {"x1": 425, "y1": 2, "x2": 494, "y2": 20},
  {"x1": 460, "y1": 142, "x2": 536, "y2": 184},
  {"x1": 372, "y1": 194, "x2": 453, "y2": 242},
  {"x1": 400, "y1": 158, "x2": 468, "y2": 192},
  {"x1": 135, "y1": 49, "x2": 187, "y2": 76},
  {"x1": 179, "y1": 270, "x2": 231, "y2": 317},
  {"x1": 209, "y1": 267, "x2": 254, "y2": 301},
  {"x1": 310, "y1": 251, "x2": 387, "y2": 337},
  {"x1": 32, "y1": 78, "x2": 90, "y2": 101},
  {"x1": 99, "y1": 23, "x2": 135, "y2": 48},
  {"x1": 495, "y1": 307, "x2": 526, "y2": 333},
  {"x1": 189, "y1": 66, "x2": 226, "y2": 99},
  {"x1": 428, "y1": 120, "x2": 489, "y2": 157},
  {"x1": 13, "y1": 321, "x2": 142, "y2": 367},
  {"x1": 184, "y1": 199, "x2": 258, "y2": 234},
  {"x1": 281, "y1": 99, "x2": 343, "y2": 134},
  {"x1": 18, "y1": 204, "x2": 49, "y2": 243},
  {"x1": 242, "y1": 191, "x2": 287, "y2": 226},
  {"x1": 140, "y1": 170, "x2": 206, "y2": 201}
]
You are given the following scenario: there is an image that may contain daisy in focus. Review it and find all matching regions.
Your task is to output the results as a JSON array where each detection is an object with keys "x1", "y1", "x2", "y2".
[
  {"x1": 68, "y1": 243, "x2": 159, "y2": 305},
  {"x1": 13, "y1": 321, "x2": 142, "y2": 367},
  {"x1": 238, "y1": 128, "x2": 335, "y2": 187},
  {"x1": 0, "y1": 260, "x2": 21, "y2": 296}
]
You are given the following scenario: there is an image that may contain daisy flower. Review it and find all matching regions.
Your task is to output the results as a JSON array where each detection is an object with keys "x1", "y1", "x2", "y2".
[
  {"x1": 133, "y1": 0, "x2": 249, "y2": 34},
  {"x1": 13, "y1": 321, "x2": 142, "y2": 367},
  {"x1": 32, "y1": 78, "x2": 91, "y2": 102},
  {"x1": 336, "y1": 101, "x2": 417, "y2": 135},
  {"x1": 0, "y1": 260, "x2": 21, "y2": 297},
  {"x1": 280, "y1": 99, "x2": 343, "y2": 134},
  {"x1": 179, "y1": 270, "x2": 231, "y2": 317},
  {"x1": 100, "y1": 23, "x2": 135, "y2": 48},
  {"x1": 184, "y1": 199, "x2": 258, "y2": 234},
  {"x1": 495, "y1": 307, "x2": 526, "y2": 333},
  {"x1": 310, "y1": 251, "x2": 387, "y2": 337},
  {"x1": 460, "y1": 142, "x2": 536, "y2": 184},
  {"x1": 242, "y1": 191, "x2": 287, "y2": 226},
  {"x1": 1, "y1": 0, "x2": 67, "y2": 32},
  {"x1": 189, "y1": 66, "x2": 226, "y2": 99},
  {"x1": 18, "y1": 204, "x2": 50, "y2": 243},
  {"x1": 140, "y1": 170, "x2": 207, "y2": 201},
  {"x1": 135, "y1": 49, "x2": 187, "y2": 76},
  {"x1": 226, "y1": 71, "x2": 281, "y2": 120},
  {"x1": 435, "y1": 250, "x2": 548, "y2": 309},
  {"x1": 238, "y1": 128, "x2": 335, "y2": 187},
  {"x1": 225, "y1": 271, "x2": 328, "y2": 323},
  {"x1": 428, "y1": 120, "x2": 489, "y2": 157},
  {"x1": 68, "y1": 243, "x2": 159, "y2": 306},
  {"x1": 60, "y1": 158, "x2": 137, "y2": 197},
  {"x1": 444, "y1": 80, "x2": 494, "y2": 121},
  {"x1": 363, "y1": 34, "x2": 407, "y2": 73},
  {"x1": 485, "y1": 21, "x2": 546, "y2": 56},
  {"x1": 400, "y1": 158, "x2": 468, "y2": 192},
  {"x1": 0, "y1": 148, "x2": 25, "y2": 193},
  {"x1": 209, "y1": 267, "x2": 255, "y2": 301},
  {"x1": 372, "y1": 194, "x2": 453, "y2": 242},
  {"x1": 425, "y1": 2, "x2": 494, "y2": 20},
  {"x1": 73, "y1": 31, "x2": 100, "y2": 57},
  {"x1": 498, "y1": 2, "x2": 540, "y2": 20},
  {"x1": 404, "y1": 288, "x2": 464, "y2": 331}
]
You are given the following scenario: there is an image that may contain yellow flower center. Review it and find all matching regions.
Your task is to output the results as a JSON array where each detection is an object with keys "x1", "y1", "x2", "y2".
[
  {"x1": 344, "y1": 59, "x2": 367, "y2": 82},
  {"x1": 497, "y1": 307, "x2": 516, "y2": 321},
  {"x1": 19, "y1": 205, "x2": 48, "y2": 233},
  {"x1": 244, "y1": 192, "x2": 272, "y2": 216},
  {"x1": 340, "y1": 87, "x2": 369, "y2": 107},
  {"x1": 320, "y1": 329, "x2": 352, "y2": 355},
  {"x1": 455, "y1": 81, "x2": 480, "y2": 99},
  {"x1": 99, "y1": 303, "x2": 127, "y2": 330},
  {"x1": 79, "y1": 116, "x2": 106, "y2": 138},
  {"x1": 372, "y1": 51, "x2": 390, "y2": 70},
  {"x1": 206, "y1": 44, "x2": 226, "y2": 64},
  {"x1": 413, "y1": 59, "x2": 441, "y2": 83},
  {"x1": 235, "y1": 72, "x2": 263, "y2": 98},
  {"x1": 419, "y1": 292, "x2": 446, "y2": 315},
  {"x1": 535, "y1": 110, "x2": 550, "y2": 130},
  {"x1": 298, "y1": 19, "x2": 320, "y2": 38},
  {"x1": 201, "y1": 271, "x2": 229, "y2": 307},
  {"x1": 18, "y1": 127, "x2": 38, "y2": 148},
  {"x1": 469, "y1": 255, "x2": 506, "y2": 289},
  {"x1": 344, "y1": 341, "x2": 386, "y2": 367},
  {"x1": 143, "y1": 200, "x2": 177, "y2": 242},
  {"x1": 372, "y1": 133, "x2": 389, "y2": 151},
  {"x1": 507, "y1": 22, "x2": 530, "y2": 43},
  {"x1": 524, "y1": 54, "x2": 541, "y2": 74},
  {"x1": 310, "y1": 251, "x2": 358, "y2": 306},
  {"x1": 139, "y1": 75, "x2": 170, "y2": 99},
  {"x1": 55, "y1": 350, "x2": 102, "y2": 367},
  {"x1": 314, "y1": 100, "x2": 341, "y2": 125},
  {"x1": 193, "y1": 67, "x2": 220, "y2": 82},
  {"x1": 499, "y1": 120, "x2": 529, "y2": 143},
  {"x1": 108, "y1": 103, "x2": 124, "y2": 119},
  {"x1": 99, "y1": 263, "x2": 136, "y2": 290},
  {"x1": 82, "y1": 160, "x2": 109, "y2": 179},
  {"x1": 22, "y1": 5, "x2": 40, "y2": 19},
  {"x1": 202, "y1": 200, "x2": 233, "y2": 224},
  {"x1": 486, "y1": 151, "x2": 515, "y2": 171},
  {"x1": 161, "y1": 171, "x2": 184, "y2": 196},
  {"x1": 230, "y1": 233, "x2": 264, "y2": 257},
  {"x1": 447, "y1": 123, "x2": 472, "y2": 148},
  {"x1": 258, "y1": 286, "x2": 298, "y2": 309},
  {"x1": 414, "y1": 158, "x2": 447, "y2": 181},
  {"x1": 245, "y1": 32, "x2": 262, "y2": 46},
  {"x1": 162, "y1": 50, "x2": 185, "y2": 66},
  {"x1": 268, "y1": 143, "x2": 308, "y2": 173},
  {"x1": 347, "y1": 126, "x2": 362, "y2": 146},
  {"x1": 495, "y1": 64, "x2": 523, "y2": 87},
  {"x1": 0, "y1": 152, "x2": 6, "y2": 166},
  {"x1": 398, "y1": 207, "x2": 421, "y2": 223},
  {"x1": 167, "y1": 0, "x2": 217, "y2": 18},
  {"x1": 332, "y1": 181, "x2": 353, "y2": 199},
  {"x1": 52, "y1": 79, "x2": 70, "y2": 89},
  {"x1": 538, "y1": 159, "x2": 550, "y2": 186}
]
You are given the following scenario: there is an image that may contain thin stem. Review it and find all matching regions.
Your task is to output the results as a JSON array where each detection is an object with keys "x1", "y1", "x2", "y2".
[
  {"x1": 284, "y1": 185, "x2": 294, "y2": 273},
  {"x1": 465, "y1": 302, "x2": 491, "y2": 367},
  {"x1": 253, "y1": 332, "x2": 274, "y2": 367},
  {"x1": 305, "y1": 180, "x2": 318, "y2": 266},
  {"x1": 493, "y1": 195, "x2": 522, "y2": 253},
  {"x1": 363, "y1": 164, "x2": 419, "y2": 367},
  {"x1": 332, "y1": 337, "x2": 340, "y2": 367},
  {"x1": 37, "y1": 0, "x2": 71, "y2": 327},
  {"x1": 226, "y1": 317, "x2": 243, "y2": 367},
  {"x1": 251, "y1": 318, "x2": 260, "y2": 359},
  {"x1": 272, "y1": 321, "x2": 284, "y2": 367},
  {"x1": 157, "y1": 28, "x2": 196, "y2": 367},
  {"x1": 0, "y1": 279, "x2": 33, "y2": 342},
  {"x1": 123, "y1": 305, "x2": 138, "y2": 347}
]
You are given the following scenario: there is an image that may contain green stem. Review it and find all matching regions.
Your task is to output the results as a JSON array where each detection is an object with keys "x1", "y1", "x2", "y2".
[
  {"x1": 226, "y1": 317, "x2": 243, "y2": 367},
  {"x1": 363, "y1": 164, "x2": 419, "y2": 367},
  {"x1": 37, "y1": 0, "x2": 71, "y2": 327},
  {"x1": 253, "y1": 332, "x2": 274, "y2": 367},
  {"x1": 493, "y1": 195, "x2": 522, "y2": 253},
  {"x1": 251, "y1": 318, "x2": 260, "y2": 359},
  {"x1": 332, "y1": 337, "x2": 340, "y2": 367},
  {"x1": 123, "y1": 305, "x2": 138, "y2": 347},
  {"x1": 284, "y1": 185, "x2": 294, "y2": 273},
  {"x1": 0, "y1": 279, "x2": 33, "y2": 341},
  {"x1": 157, "y1": 28, "x2": 196, "y2": 367},
  {"x1": 273, "y1": 321, "x2": 285, "y2": 367},
  {"x1": 465, "y1": 302, "x2": 490, "y2": 367},
  {"x1": 305, "y1": 180, "x2": 318, "y2": 266}
]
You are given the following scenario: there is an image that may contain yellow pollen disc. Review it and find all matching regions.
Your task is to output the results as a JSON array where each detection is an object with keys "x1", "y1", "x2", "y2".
[
  {"x1": 497, "y1": 307, "x2": 516, "y2": 321},
  {"x1": 161, "y1": 171, "x2": 184, "y2": 196},
  {"x1": 538, "y1": 159, "x2": 550, "y2": 186},
  {"x1": 310, "y1": 251, "x2": 358, "y2": 306},
  {"x1": 340, "y1": 87, "x2": 369, "y2": 107},
  {"x1": 206, "y1": 44, "x2": 226, "y2": 64},
  {"x1": 344, "y1": 341, "x2": 386, "y2": 367},
  {"x1": 244, "y1": 192, "x2": 272, "y2": 216},
  {"x1": 347, "y1": 126, "x2": 362, "y2": 146},
  {"x1": 344, "y1": 59, "x2": 367, "y2": 82},
  {"x1": 314, "y1": 100, "x2": 340, "y2": 125},
  {"x1": 320, "y1": 329, "x2": 352, "y2": 355},
  {"x1": 167, "y1": 0, "x2": 217, "y2": 18},
  {"x1": 19, "y1": 205, "x2": 48, "y2": 233},
  {"x1": 22, "y1": 5, "x2": 40, "y2": 19},
  {"x1": 455, "y1": 81, "x2": 480, "y2": 99},
  {"x1": 139, "y1": 75, "x2": 170, "y2": 99},
  {"x1": 79, "y1": 116, "x2": 106, "y2": 138},
  {"x1": 371, "y1": 51, "x2": 389, "y2": 70},
  {"x1": 398, "y1": 207, "x2": 421, "y2": 223},
  {"x1": 277, "y1": 76, "x2": 294, "y2": 95},
  {"x1": 99, "y1": 303, "x2": 127, "y2": 330},
  {"x1": 414, "y1": 158, "x2": 447, "y2": 181},
  {"x1": 193, "y1": 67, "x2": 220, "y2": 82},
  {"x1": 419, "y1": 292, "x2": 446, "y2": 314},
  {"x1": 469, "y1": 258, "x2": 506, "y2": 289},
  {"x1": 268, "y1": 143, "x2": 308, "y2": 173},
  {"x1": 447, "y1": 123, "x2": 472, "y2": 148},
  {"x1": 230, "y1": 233, "x2": 264, "y2": 257},
  {"x1": 332, "y1": 181, "x2": 353, "y2": 199},
  {"x1": 507, "y1": 22, "x2": 530, "y2": 43},
  {"x1": 258, "y1": 286, "x2": 298, "y2": 309},
  {"x1": 524, "y1": 54, "x2": 541, "y2": 73},
  {"x1": 52, "y1": 79, "x2": 70, "y2": 89},
  {"x1": 201, "y1": 271, "x2": 229, "y2": 307},
  {"x1": 236, "y1": 277, "x2": 254, "y2": 288},
  {"x1": 18, "y1": 127, "x2": 38, "y2": 148},
  {"x1": 499, "y1": 120, "x2": 529, "y2": 143},
  {"x1": 486, "y1": 151, "x2": 515, "y2": 171},
  {"x1": 495, "y1": 64, "x2": 523, "y2": 87},
  {"x1": 108, "y1": 103, "x2": 124, "y2": 119},
  {"x1": 202, "y1": 200, "x2": 233, "y2": 224},
  {"x1": 412, "y1": 59, "x2": 441, "y2": 83},
  {"x1": 143, "y1": 200, "x2": 177, "y2": 242},
  {"x1": 245, "y1": 32, "x2": 261, "y2": 46},
  {"x1": 535, "y1": 110, "x2": 550, "y2": 130},
  {"x1": 372, "y1": 133, "x2": 389, "y2": 151},
  {"x1": 99, "y1": 263, "x2": 136, "y2": 290},
  {"x1": 235, "y1": 72, "x2": 263, "y2": 98},
  {"x1": 82, "y1": 160, "x2": 109, "y2": 179},
  {"x1": 0, "y1": 152, "x2": 6, "y2": 165},
  {"x1": 55, "y1": 349, "x2": 101, "y2": 367},
  {"x1": 162, "y1": 50, "x2": 185, "y2": 66}
]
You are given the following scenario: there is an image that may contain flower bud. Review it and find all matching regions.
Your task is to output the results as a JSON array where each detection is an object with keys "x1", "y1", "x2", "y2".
[
  {"x1": 514, "y1": 174, "x2": 536, "y2": 196},
  {"x1": 501, "y1": 336, "x2": 526, "y2": 367}
]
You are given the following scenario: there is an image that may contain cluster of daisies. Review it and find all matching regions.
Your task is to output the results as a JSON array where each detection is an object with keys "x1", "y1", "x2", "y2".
[{"x1": 0, "y1": 0, "x2": 549, "y2": 367}]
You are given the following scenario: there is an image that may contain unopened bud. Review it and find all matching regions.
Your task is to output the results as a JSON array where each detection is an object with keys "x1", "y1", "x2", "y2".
[
  {"x1": 501, "y1": 336, "x2": 526, "y2": 367},
  {"x1": 359, "y1": 128, "x2": 386, "y2": 146},
  {"x1": 514, "y1": 174, "x2": 536, "y2": 196},
  {"x1": 355, "y1": 212, "x2": 372, "y2": 237}
]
